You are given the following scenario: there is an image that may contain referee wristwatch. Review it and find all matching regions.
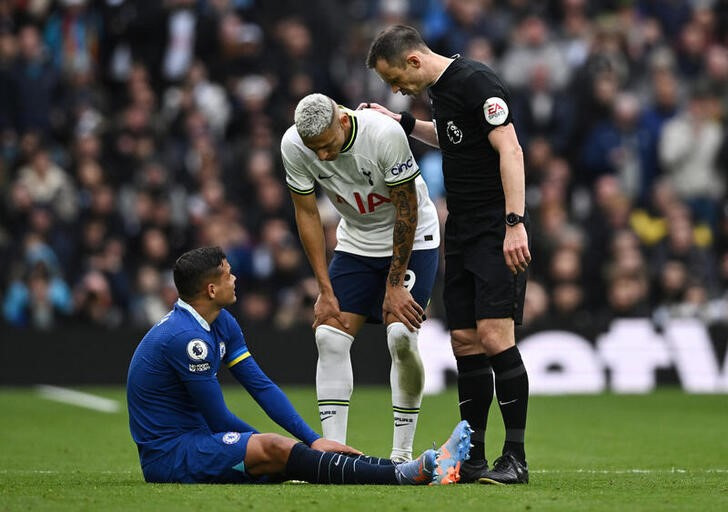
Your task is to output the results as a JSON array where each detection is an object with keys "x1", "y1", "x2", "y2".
[{"x1": 505, "y1": 212, "x2": 525, "y2": 227}]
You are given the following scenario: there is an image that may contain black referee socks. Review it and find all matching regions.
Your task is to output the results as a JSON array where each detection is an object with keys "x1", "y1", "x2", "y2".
[
  {"x1": 490, "y1": 345, "x2": 529, "y2": 461},
  {"x1": 455, "y1": 353, "x2": 494, "y2": 461}
]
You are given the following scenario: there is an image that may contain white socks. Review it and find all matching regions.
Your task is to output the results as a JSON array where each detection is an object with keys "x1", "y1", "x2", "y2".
[
  {"x1": 315, "y1": 325, "x2": 354, "y2": 444},
  {"x1": 314, "y1": 322, "x2": 424, "y2": 460},
  {"x1": 387, "y1": 322, "x2": 424, "y2": 462}
]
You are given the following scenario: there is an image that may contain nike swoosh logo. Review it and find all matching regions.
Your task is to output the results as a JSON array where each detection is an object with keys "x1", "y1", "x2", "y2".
[
  {"x1": 318, "y1": 174, "x2": 334, "y2": 179},
  {"x1": 499, "y1": 399, "x2": 518, "y2": 406},
  {"x1": 320, "y1": 415, "x2": 335, "y2": 421},
  {"x1": 334, "y1": 455, "x2": 341, "y2": 466},
  {"x1": 458, "y1": 399, "x2": 472, "y2": 406},
  {"x1": 394, "y1": 422, "x2": 410, "y2": 427}
]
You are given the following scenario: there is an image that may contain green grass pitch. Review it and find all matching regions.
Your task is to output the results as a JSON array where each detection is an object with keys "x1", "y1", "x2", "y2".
[{"x1": 1, "y1": 387, "x2": 726, "y2": 511}]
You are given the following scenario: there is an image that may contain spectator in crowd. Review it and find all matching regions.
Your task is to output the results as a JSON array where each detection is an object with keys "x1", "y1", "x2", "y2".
[
  {"x1": 2, "y1": 235, "x2": 72, "y2": 328},
  {"x1": 15, "y1": 146, "x2": 77, "y2": 223},
  {"x1": 43, "y1": 0, "x2": 101, "y2": 78},
  {"x1": 659, "y1": 84, "x2": 724, "y2": 226},
  {"x1": 72, "y1": 268, "x2": 122, "y2": 328},
  {"x1": 12, "y1": 24, "x2": 59, "y2": 136},
  {"x1": 129, "y1": 264, "x2": 169, "y2": 328},
  {"x1": 501, "y1": 14, "x2": 571, "y2": 93}
]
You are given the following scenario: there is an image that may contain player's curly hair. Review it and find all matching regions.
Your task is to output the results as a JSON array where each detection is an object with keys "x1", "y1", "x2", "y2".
[
  {"x1": 173, "y1": 246, "x2": 226, "y2": 300},
  {"x1": 294, "y1": 93, "x2": 338, "y2": 139}
]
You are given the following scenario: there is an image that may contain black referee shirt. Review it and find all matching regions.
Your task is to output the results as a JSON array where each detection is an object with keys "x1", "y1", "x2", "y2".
[{"x1": 428, "y1": 56, "x2": 514, "y2": 215}]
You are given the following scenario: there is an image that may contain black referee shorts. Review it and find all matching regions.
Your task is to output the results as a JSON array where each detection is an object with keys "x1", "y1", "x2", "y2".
[{"x1": 443, "y1": 210, "x2": 529, "y2": 330}]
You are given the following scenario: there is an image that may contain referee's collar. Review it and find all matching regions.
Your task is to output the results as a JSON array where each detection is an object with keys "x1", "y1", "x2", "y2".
[
  {"x1": 339, "y1": 107, "x2": 358, "y2": 153},
  {"x1": 432, "y1": 54, "x2": 460, "y2": 88},
  {"x1": 176, "y1": 298, "x2": 211, "y2": 331}
]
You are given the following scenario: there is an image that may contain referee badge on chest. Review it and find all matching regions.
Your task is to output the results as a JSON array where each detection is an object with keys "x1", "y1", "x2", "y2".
[{"x1": 446, "y1": 121, "x2": 463, "y2": 144}]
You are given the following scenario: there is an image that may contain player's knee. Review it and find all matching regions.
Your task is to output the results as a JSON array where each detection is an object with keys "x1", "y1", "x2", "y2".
[
  {"x1": 257, "y1": 433, "x2": 296, "y2": 463},
  {"x1": 315, "y1": 325, "x2": 354, "y2": 359},
  {"x1": 450, "y1": 329, "x2": 480, "y2": 356},
  {"x1": 387, "y1": 322, "x2": 419, "y2": 361},
  {"x1": 476, "y1": 319, "x2": 515, "y2": 353}
]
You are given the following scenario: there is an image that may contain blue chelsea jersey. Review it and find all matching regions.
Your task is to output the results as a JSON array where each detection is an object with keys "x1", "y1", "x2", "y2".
[{"x1": 126, "y1": 300, "x2": 250, "y2": 455}]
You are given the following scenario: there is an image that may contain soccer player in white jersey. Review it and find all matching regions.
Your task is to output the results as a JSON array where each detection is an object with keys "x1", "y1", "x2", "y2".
[{"x1": 281, "y1": 93, "x2": 440, "y2": 462}]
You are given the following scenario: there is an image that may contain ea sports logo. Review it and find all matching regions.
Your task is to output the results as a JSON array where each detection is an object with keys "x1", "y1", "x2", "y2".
[{"x1": 484, "y1": 97, "x2": 508, "y2": 126}]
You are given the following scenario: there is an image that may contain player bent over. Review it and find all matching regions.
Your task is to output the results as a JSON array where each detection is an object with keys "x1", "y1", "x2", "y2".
[
  {"x1": 126, "y1": 246, "x2": 469, "y2": 484},
  {"x1": 282, "y1": 93, "x2": 440, "y2": 462}
]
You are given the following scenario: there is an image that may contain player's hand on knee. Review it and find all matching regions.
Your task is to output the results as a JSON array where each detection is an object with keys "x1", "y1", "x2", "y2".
[
  {"x1": 384, "y1": 286, "x2": 423, "y2": 332},
  {"x1": 311, "y1": 438, "x2": 363, "y2": 456},
  {"x1": 313, "y1": 292, "x2": 350, "y2": 330}
]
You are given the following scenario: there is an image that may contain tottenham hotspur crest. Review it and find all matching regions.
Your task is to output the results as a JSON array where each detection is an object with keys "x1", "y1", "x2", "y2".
[{"x1": 446, "y1": 121, "x2": 463, "y2": 144}]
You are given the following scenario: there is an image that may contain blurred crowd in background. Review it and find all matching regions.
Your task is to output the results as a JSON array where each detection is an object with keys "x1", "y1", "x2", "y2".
[{"x1": 1, "y1": 0, "x2": 728, "y2": 338}]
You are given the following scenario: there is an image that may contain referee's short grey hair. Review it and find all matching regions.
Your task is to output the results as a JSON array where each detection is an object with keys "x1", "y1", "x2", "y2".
[{"x1": 294, "y1": 93, "x2": 336, "y2": 139}]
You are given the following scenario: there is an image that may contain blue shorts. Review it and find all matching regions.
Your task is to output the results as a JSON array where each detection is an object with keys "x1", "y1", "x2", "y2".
[
  {"x1": 329, "y1": 248, "x2": 439, "y2": 323},
  {"x1": 141, "y1": 430, "x2": 258, "y2": 484}
]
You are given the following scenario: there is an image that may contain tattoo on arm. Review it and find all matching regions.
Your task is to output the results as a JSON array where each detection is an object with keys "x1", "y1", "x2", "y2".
[{"x1": 388, "y1": 183, "x2": 418, "y2": 287}]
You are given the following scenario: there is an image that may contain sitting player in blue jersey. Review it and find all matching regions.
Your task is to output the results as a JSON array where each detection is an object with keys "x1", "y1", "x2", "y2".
[{"x1": 126, "y1": 246, "x2": 471, "y2": 484}]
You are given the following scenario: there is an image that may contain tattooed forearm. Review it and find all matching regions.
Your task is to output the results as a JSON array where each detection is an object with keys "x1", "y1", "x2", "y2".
[{"x1": 388, "y1": 182, "x2": 418, "y2": 286}]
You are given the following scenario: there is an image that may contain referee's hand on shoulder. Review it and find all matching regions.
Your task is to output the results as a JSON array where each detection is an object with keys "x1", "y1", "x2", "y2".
[{"x1": 356, "y1": 102, "x2": 398, "y2": 122}]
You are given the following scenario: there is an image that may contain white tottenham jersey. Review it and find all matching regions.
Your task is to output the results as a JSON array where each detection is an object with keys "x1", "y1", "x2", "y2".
[{"x1": 282, "y1": 109, "x2": 440, "y2": 257}]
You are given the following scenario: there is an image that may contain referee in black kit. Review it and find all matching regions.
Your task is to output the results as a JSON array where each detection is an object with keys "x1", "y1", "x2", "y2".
[{"x1": 359, "y1": 25, "x2": 531, "y2": 485}]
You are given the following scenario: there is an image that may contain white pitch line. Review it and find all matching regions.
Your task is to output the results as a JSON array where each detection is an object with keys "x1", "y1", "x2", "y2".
[
  {"x1": 2, "y1": 468, "x2": 727, "y2": 475},
  {"x1": 0, "y1": 470, "x2": 136, "y2": 475},
  {"x1": 36, "y1": 385, "x2": 120, "y2": 413},
  {"x1": 530, "y1": 468, "x2": 728, "y2": 474}
]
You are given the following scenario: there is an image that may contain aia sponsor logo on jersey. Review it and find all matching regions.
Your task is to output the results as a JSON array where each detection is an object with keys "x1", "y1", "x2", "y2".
[
  {"x1": 484, "y1": 97, "x2": 509, "y2": 126},
  {"x1": 337, "y1": 192, "x2": 391, "y2": 214}
]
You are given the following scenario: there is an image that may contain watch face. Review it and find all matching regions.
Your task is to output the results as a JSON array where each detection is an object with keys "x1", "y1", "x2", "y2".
[{"x1": 506, "y1": 213, "x2": 521, "y2": 226}]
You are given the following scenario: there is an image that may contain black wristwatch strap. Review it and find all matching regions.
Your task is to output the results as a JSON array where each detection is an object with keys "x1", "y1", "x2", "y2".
[{"x1": 505, "y1": 212, "x2": 525, "y2": 226}]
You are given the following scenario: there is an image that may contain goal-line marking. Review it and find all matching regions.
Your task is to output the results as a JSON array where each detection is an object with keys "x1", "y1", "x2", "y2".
[{"x1": 36, "y1": 385, "x2": 120, "y2": 413}]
